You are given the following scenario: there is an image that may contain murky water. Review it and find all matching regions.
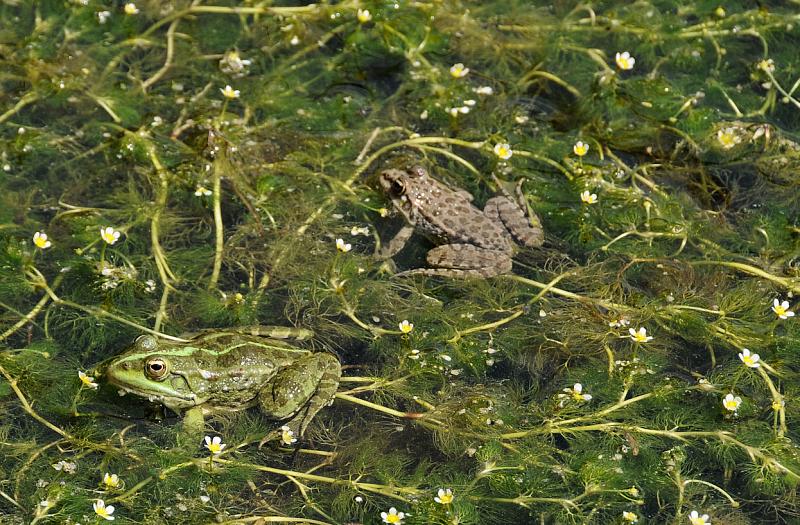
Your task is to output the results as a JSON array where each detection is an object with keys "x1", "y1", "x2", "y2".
[{"x1": 2, "y1": 2, "x2": 800, "y2": 524}]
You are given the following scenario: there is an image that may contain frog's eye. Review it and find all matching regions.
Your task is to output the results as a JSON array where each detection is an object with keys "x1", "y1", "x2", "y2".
[
  {"x1": 135, "y1": 335, "x2": 158, "y2": 352},
  {"x1": 145, "y1": 358, "x2": 169, "y2": 381},
  {"x1": 390, "y1": 179, "x2": 406, "y2": 196}
]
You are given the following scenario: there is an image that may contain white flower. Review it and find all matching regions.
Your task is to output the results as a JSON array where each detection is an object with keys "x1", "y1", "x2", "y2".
[
  {"x1": 52, "y1": 460, "x2": 77, "y2": 473},
  {"x1": 100, "y1": 226, "x2": 121, "y2": 245},
  {"x1": 33, "y1": 232, "x2": 52, "y2": 249},
  {"x1": 434, "y1": 488, "x2": 454, "y2": 504},
  {"x1": 580, "y1": 190, "x2": 598, "y2": 204},
  {"x1": 123, "y1": 3, "x2": 138, "y2": 15},
  {"x1": 449, "y1": 63, "x2": 469, "y2": 78},
  {"x1": 357, "y1": 9, "x2": 372, "y2": 23},
  {"x1": 629, "y1": 327, "x2": 653, "y2": 343},
  {"x1": 609, "y1": 317, "x2": 630, "y2": 328},
  {"x1": 350, "y1": 225, "x2": 370, "y2": 236},
  {"x1": 399, "y1": 320, "x2": 414, "y2": 334},
  {"x1": 772, "y1": 298, "x2": 794, "y2": 319},
  {"x1": 102, "y1": 472, "x2": 121, "y2": 489},
  {"x1": 615, "y1": 51, "x2": 636, "y2": 70},
  {"x1": 447, "y1": 106, "x2": 470, "y2": 117},
  {"x1": 738, "y1": 348, "x2": 760, "y2": 368},
  {"x1": 97, "y1": 10, "x2": 111, "y2": 23},
  {"x1": 220, "y1": 85, "x2": 240, "y2": 99},
  {"x1": 559, "y1": 383, "x2": 592, "y2": 404},
  {"x1": 335, "y1": 238, "x2": 352, "y2": 252},
  {"x1": 688, "y1": 510, "x2": 711, "y2": 525},
  {"x1": 194, "y1": 185, "x2": 212, "y2": 197},
  {"x1": 493, "y1": 143, "x2": 513, "y2": 160},
  {"x1": 290, "y1": 35, "x2": 300, "y2": 46},
  {"x1": 573, "y1": 140, "x2": 589, "y2": 156},
  {"x1": 280, "y1": 425, "x2": 297, "y2": 445},
  {"x1": 78, "y1": 371, "x2": 99, "y2": 389},
  {"x1": 381, "y1": 507, "x2": 405, "y2": 524},
  {"x1": 717, "y1": 128, "x2": 741, "y2": 149},
  {"x1": 474, "y1": 86, "x2": 494, "y2": 95},
  {"x1": 204, "y1": 435, "x2": 226, "y2": 455},
  {"x1": 622, "y1": 510, "x2": 639, "y2": 523},
  {"x1": 93, "y1": 499, "x2": 115, "y2": 521},
  {"x1": 722, "y1": 393, "x2": 742, "y2": 412}
]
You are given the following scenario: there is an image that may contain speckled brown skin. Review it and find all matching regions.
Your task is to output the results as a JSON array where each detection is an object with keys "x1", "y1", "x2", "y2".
[
  {"x1": 378, "y1": 166, "x2": 544, "y2": 277},
  {"x1": 106, "y1": 329, "x2": 340, "y2": 438}
]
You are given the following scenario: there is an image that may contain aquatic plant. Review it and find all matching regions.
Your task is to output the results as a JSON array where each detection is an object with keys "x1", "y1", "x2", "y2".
[{"x1": 2, "y1": 1, "x2": 800, "y2": 523}]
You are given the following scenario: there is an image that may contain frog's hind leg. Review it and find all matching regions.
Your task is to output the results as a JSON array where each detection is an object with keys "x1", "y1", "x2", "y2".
[
  {"x1": 397, "y1": 244, "x2": 511, "y2": 278},
  {"x1": 484, "y1": 196, "x2": 544, "y2": 248},
  {"x1": 258, "y1": 353, "x2": 341, "y2": 437}
]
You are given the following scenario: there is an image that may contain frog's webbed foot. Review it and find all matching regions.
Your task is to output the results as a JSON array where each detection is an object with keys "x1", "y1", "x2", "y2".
[
  {"x1": 484, "y1": 196, "x2": 544, "y2": 248},
  {"x1": 396, "y1": 244, "x2": 511, "y2": 278},
  {"x1": 257, "y1": 353, "x2": 341, "y2": 439}
]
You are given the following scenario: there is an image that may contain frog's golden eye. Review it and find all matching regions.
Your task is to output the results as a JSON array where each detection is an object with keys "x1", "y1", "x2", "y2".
[
  {"x1": 390, "y1": 179, "x2": 406, "y2": 196},
  {"x1": 145, "y1": 358, "x2": 169, "y2": 380}
]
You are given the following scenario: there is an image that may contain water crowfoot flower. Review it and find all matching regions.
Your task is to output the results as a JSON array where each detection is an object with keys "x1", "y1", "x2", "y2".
[
  {"x1": 493, "y1": 143, "x2": 513, "y2": 160},
  {"x1": 449, "y1": 63, "x2": 469, "y2": 78},
  {"x1": 772, "y1": 298, "x2": 794, "y2": 319},
  {"x1": 398, "y1": 320, "x2": 414, "y2": 334},
  {"x1": 381, "y1": 507, "x2": 405, "y2": 524},
  {"x1": 629, "y1": 327, "x2": 653, "y2": 343},
  {"x1": 97, "y1": 10, "x2": 111, "y2": 23},
  {"x1": 194, "y1": 185, "x2": 212, "y2": 197},
  {"x1": 100, "y1": 226, "x2": 121, "y2": 245},
  {"x1": 93, "y1": 499, "x2": 115, "y2": 521},
  {"x1": 558, "y1": 383, "x2": 592, "y2": 406},
  {"x1": 434, "y1": 488, "x2": 454, "y2": 504},
  {"x1": 33, "y1": 232, "x2": 52, "y2": 249},
  {"x1": 716, "y1": 128, "x2": 741, "y2": 149},
  {"x1": 738, "y1": 348, "x2": 760, "y2": 368},
  {"x1": 622, "y1": 510, "x2": 639, "y2": 522},
  {"x1": 580, "y1": 190, "x2": 598, "y2": 205},
  {"x1": 688, "y1": 510, "x2": 711, "y2": 525},
  {"x1": 220, "y1": 85, "x2": 240, "y2": 99},
  {"x1": 78, "y1": 371, "x2": 99, "y2": 389},
  {"x1": 204, "y1": 435, "x2": 226, "y2": 455},
  {"x1": 123, "y1": 3, "x2": 138, "y2": 15},
  {"x1": 722, "y1": 393, "x2": 742, "y2": 412},
  {"x1": 280, "y1": 425, "x2": 297, "y2": 445},
  {"x1": 357, "y1": 9, "x2": 372, "y2": 23},
  {"x1": 102, "y1": 472, "x2": 121, "y2": 490},
  {"x1": 335, "y1": 238, "x2": 352, "y2": 252},
  {"x1": 573, "y1": 141, "x2": 589, "y2": 156},
  {"x1": 615, "y1": 51, "x2": 636, "y2": 70}
]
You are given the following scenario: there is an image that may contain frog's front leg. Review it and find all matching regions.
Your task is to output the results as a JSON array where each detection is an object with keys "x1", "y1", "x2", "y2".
[
  {"x1": 258, "y1": 353, "x2": 341, "y2": 437},
  {"x1": 377, "y1": 224, "x2": 415, "y2": 259},
  {"x1": 397, "y1": 244, "x2": 512, "y2": 278},
  {"x1": 178, "y1": 406, "x2": 206, "y2": 448},
  {"x1": 484, "y1": 196, "x2": 544, "y2": 248}
]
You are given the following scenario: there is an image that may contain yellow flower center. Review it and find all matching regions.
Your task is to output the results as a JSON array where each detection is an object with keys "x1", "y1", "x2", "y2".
[
  {"x1": 742, "y1": 356, "x2": 756, "y2": 366},
  {"x1": 386, "y1": 515, "x2": 401, "y2": 524},
  {"x1": 774, "y1": 305, "x2": 787, "y2": 316}
]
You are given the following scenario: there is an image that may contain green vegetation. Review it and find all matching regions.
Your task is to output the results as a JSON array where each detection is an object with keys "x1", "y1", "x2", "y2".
[{"x1": 2, "y1": 1, "x2": 800, "y2": 523}]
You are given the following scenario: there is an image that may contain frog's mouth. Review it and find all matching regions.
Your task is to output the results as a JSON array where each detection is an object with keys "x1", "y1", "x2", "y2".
[{"x1": 106, "y1": 368, "x2": 199, "y2": 408}]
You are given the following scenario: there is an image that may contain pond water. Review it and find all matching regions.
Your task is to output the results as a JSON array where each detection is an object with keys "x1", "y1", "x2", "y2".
[{"x1": 1, "y1": 1, "x2": 800, "y2": 524}]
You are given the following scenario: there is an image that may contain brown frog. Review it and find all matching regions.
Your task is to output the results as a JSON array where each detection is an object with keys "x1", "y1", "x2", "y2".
[{"x1": 377, "y1": 166, "x2": 544, "y2": 277}]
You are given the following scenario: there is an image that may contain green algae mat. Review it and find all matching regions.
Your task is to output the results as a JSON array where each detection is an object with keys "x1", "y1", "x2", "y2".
[{"x1": 2, "y1": 1, "x2": 800, "y2": 524}]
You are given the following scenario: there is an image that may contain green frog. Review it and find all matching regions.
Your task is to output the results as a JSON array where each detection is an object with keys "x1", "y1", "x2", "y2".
[
  {"x1": 378, "y1": 165, "x2": 544, "y2": 277},
  {"x1": 105, "y1": 326, "x2": 340, "y2": 443}
]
